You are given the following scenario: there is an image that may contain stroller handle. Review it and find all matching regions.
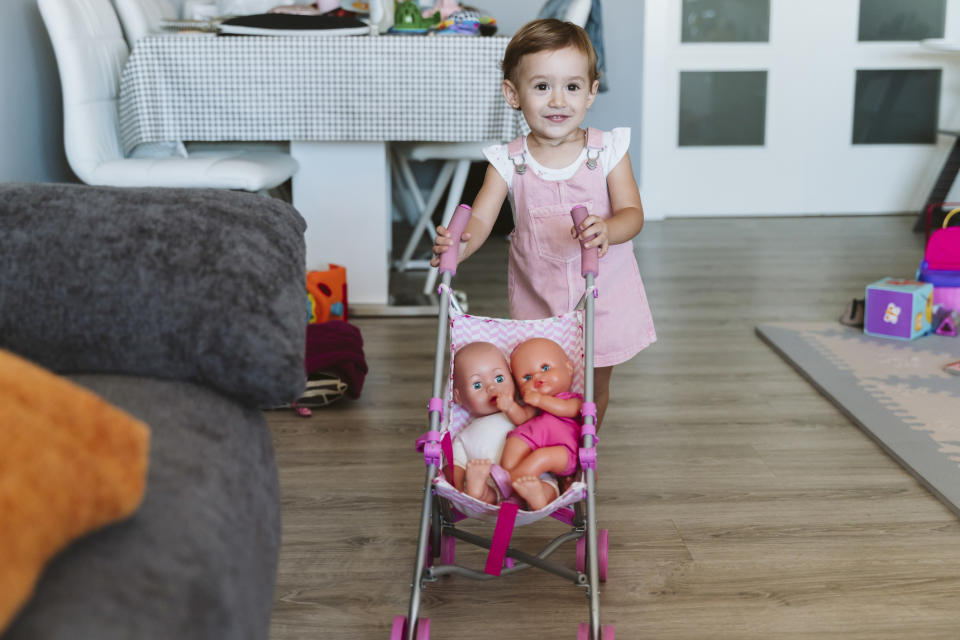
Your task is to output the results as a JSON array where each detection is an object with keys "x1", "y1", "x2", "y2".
[
  {"x1": 439, "y1": 204, "x2": 472, "y2": 276},
  {"x1": 571, "y1": 205, "x2": 599, "y2": 277}
]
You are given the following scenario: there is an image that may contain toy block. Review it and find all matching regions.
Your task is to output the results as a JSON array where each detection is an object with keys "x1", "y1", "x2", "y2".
[
  {"x1": 936, "y1": 309, "x2": 960, "y2": 337},
  {"x1": 864, "y1": 277, "x2": 933, "y2": 340}
]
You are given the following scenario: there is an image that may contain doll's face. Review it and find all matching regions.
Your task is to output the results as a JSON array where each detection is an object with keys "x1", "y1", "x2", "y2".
[
  {"x1": 452, "y1": 342, "x2": 515, "y2": 417},
  {"x1": 510, "y1": 338, "x2": 573, "y2": 398}
]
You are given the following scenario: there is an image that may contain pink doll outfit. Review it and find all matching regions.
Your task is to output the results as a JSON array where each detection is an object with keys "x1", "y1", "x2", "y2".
[
  {"x1": 483, "y1": 127, "x2": 656, "y2": 367},
  {"x1": 507, "y1": 391, "x2": 582, "y2": 477}
]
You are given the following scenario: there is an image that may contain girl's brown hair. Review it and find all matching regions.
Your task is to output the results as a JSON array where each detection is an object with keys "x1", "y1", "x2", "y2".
[{"x1": 501, "y1": 18, "x2": 599, "y2": 85}]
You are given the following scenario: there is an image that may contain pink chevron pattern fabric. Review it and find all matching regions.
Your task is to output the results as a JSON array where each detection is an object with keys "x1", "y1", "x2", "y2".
[
  {"x1": 433, "y1": 306, "x2": 589, "y2": 523},
  {"x1": 444, "y1": 308, "x2": 585, "y2": 439},
  {"x1": 433, "y1": 474, "x2": 587, "y2": 524}
]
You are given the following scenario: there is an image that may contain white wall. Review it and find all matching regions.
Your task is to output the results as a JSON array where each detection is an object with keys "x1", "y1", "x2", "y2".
[{"x1": 0, "y1": 0, "x2": 74, "y2": 182}]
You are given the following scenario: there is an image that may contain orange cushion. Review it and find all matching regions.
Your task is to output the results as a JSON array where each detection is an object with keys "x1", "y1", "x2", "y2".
[{"x1": 0, "y1": 349, "x2": 150, "y2": 632}]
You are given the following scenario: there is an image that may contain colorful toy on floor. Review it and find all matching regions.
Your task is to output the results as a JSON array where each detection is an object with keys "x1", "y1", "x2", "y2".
[
  {"x1": 936, "y1": 309, "x2": 960, "y2": 337},
  {"x1": 864, "y1": 277, "x2": 933, "y2": 340},
  {"x1": 918, "y1": 204, "x2": 960, "y2": 312},
  {"x1": 306, "y1": 264, "x2": 348, "y2": 324}
]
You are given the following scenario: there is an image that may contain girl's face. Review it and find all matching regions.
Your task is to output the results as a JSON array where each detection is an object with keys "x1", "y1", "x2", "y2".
[{"x1": 502, "y1": 45, "x2": 599, "y2": 145}]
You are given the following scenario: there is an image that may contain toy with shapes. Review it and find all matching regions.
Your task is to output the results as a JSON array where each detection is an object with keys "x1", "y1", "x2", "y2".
[
  {"x1": 864, "y1": 277, "x2": 933, "y2": 340},
  {"x1": 307, "y1": 264, "x2": 348, "y2": 324},
  {"x1": 936, "y1": 309, "x2": 960, "y2": 337}
]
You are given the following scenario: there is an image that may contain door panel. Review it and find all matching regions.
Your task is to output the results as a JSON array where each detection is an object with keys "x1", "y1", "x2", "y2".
[{"x1": 640, "y1": 0, "x2": 960, "y2": 218}]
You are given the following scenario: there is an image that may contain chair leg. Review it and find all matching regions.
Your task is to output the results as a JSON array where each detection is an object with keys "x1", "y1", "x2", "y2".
[
  {"x1": 423, "y1": 159, "x2": 471, "y2": 295},
  {"x1": 396, "y1": 159, "x2": 456, "y2": 272},
  {"x1": 392, "y1": 148, "x2": 427, "y2": 226}
]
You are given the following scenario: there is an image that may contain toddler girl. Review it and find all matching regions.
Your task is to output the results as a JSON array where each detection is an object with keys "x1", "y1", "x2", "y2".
[{"x1": 432, "y1": 18, "x2": 656, "y2": 429}]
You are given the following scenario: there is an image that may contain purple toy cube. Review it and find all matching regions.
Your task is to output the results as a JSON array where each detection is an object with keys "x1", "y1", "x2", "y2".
[{"x1": 864, "y1": 277, "x2": 933, "y2": 340}]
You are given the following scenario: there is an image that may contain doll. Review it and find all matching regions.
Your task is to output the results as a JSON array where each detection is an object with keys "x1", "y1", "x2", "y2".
[
  {"x1": 498, "y1": 338, "x2": 583, "y2": 511},
  {"x1": 450, "y1": 341, "x2": 519, "y2": 504}
]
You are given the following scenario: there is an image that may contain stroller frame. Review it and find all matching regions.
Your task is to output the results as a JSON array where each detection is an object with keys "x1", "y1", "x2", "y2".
[{"x1": 396, "y1": 205, "x2": 611, "y2": 640}]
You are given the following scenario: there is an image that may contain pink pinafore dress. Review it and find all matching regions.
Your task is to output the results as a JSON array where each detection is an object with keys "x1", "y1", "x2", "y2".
[{"x1": 506, "y1": 128, "x2": 656, "y2": 367}]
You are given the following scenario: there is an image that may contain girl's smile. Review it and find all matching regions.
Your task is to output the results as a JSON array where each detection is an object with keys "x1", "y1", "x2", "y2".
[{"x1": 502, "y1": 45, "x2": 599, "y2": 155}]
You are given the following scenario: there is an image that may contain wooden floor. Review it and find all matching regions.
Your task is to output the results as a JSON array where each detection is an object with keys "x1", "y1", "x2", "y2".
[{"x1": 267, "y1": 215, "x2": 960, "y2": 639}]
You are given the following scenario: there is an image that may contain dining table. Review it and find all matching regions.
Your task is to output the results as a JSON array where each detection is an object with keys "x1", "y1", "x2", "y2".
[{"x1": 118, "y1": 32, "x2": 523, "y2": 310}]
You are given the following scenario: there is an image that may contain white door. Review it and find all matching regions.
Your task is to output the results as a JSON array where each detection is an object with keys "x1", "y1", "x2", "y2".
[{"x1": 640, "y1": 0, "x2": 960, "y2": 218}]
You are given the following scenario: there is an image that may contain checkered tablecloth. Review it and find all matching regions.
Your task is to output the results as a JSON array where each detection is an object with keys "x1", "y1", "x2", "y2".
[{"x1": 118, "y1": 34, "x2": 525, "y2": 153}]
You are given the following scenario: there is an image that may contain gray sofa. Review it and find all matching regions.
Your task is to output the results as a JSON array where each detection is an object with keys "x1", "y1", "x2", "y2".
[{"x1": 0, "y1": 183, "x2": 307, "y2": 639}]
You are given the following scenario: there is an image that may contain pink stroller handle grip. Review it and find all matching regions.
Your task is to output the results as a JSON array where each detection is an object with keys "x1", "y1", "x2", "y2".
[
  {"x1": 570, "y1": 205, "x2": 598, "y2": 277},
  {"x1": 439, "y1": 204, "x2": 472, "y2": 275}
]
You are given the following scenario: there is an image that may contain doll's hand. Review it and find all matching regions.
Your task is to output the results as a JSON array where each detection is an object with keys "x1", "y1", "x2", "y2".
[
  {"x1": 522, "y1": 389, "x2": 542, "y2": 407},
  {"x1": 495, "y1": 393, "x2": 515, "y2": 414},
  {"x1": 570, "y1": 216, "x2": 609, "y2": 258},
  {"x1": 430, "y1": 224, "x2": 472, "y2": 267}
]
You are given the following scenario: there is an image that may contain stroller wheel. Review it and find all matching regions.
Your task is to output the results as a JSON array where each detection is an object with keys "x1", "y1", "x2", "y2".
[
  {"x1": 391, "y1": 616, "x2": 431, "y2": 639},
  {"x1": 391, "y1": 616, "x2": 405, "y2": 639},
  {"x1": 575, "y1": 529, "x2": 609, "y2": 583},
  {"x1": 598, "y1": 529, "x2": 609, "y2": 582},
  {"x1": 577, "y1": 623, "x2": 615, "y2": 639}
]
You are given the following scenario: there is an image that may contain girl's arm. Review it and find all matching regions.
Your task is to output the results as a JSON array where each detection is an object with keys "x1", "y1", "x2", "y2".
[
  {"x1": 430, "y1": 163, "x2": 508, "y2": 266},
  {"x1": 572, "y1": 151, "x2": 645, "y2": 256},
  {"x1": 522, "y1": 390, "x2": 583, "y2": 419}
]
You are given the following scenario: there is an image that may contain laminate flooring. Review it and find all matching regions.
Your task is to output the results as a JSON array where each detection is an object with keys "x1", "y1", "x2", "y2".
[{"x1": 267, "y1": 215, "x2": 960, "y2": 639}]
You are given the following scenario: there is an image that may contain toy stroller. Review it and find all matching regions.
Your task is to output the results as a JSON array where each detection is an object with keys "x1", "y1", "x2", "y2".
[{"x1": 391, "y1": 205, "x2": 614, "y2": 639}]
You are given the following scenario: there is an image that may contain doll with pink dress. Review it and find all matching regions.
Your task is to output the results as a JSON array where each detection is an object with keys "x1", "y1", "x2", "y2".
[{"x1": 495, "y1": 337, "x2": 582, "y2": 510}]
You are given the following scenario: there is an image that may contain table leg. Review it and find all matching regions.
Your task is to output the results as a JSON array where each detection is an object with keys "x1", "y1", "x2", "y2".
[{"x1": 291, "y1": 141, "x2": 391, "y2": 307}]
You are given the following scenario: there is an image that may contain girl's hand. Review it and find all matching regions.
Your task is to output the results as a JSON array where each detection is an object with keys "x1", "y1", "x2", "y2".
[
  {"x1": 570, "y1": 215, "x2": 609, "y2": 258},
  {"x1": 430, "y1": 224, "x2": 472, "y2": 267}
]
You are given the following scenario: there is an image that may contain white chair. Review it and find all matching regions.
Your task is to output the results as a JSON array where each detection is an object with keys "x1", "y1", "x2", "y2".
[
  {"x1": 112, "y1": 0, "x2": 177, "y2": 43},
  {"x1": 38, "y1": 0, "x2": 298, "y2": 192},
  {"x1": 395, "y1": 0, "x2": 592, "y2": 295}
]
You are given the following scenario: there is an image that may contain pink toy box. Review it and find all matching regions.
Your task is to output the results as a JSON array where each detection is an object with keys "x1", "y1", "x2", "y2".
[
  {"x1": 918, "y1": 204, "x2": 960, "y2": 311},
  {"x1": 864, "y1": 277, "x2": 933, "y2": 340}
]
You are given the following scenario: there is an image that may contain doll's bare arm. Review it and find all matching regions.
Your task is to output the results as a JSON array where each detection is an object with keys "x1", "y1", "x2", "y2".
[
  {"x1": 523, "y1": 390, "x2": 582, "y2": 419},
  {"x1": 497, "y1": 392, "x2": 537, "y2": 425}
]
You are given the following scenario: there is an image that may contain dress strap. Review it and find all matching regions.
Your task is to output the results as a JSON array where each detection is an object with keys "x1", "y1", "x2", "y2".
[
  {"x1": 585, "y1": 127, "x2": 603, "y2": 170},
  {"x1": 507, "y1": 135, "x2": 526, "y2": 174}
]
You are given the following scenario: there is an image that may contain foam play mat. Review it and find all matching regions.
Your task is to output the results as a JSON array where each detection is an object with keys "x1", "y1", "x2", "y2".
[{"x1": 756, "y1": 322, "x2": 960, "y2": 516}]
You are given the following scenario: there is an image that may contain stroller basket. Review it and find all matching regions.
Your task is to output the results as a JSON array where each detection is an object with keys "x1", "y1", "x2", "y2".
[{"x1": 393, "y1": 205, "x2": 614, "y2": 640}]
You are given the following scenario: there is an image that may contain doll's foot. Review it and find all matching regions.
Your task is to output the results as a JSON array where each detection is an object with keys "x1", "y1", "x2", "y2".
[
  {"x1": 512, "y1": 476, "x2": 558, "y2": 511},
  {"x1": 465, "y1": 459, "x2": 497, "y2": 504}
]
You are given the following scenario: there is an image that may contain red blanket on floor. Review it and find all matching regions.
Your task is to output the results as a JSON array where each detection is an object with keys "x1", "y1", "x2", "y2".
[{"x1": 304, "y1": 320, "x2": 368, "y2": 398}]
